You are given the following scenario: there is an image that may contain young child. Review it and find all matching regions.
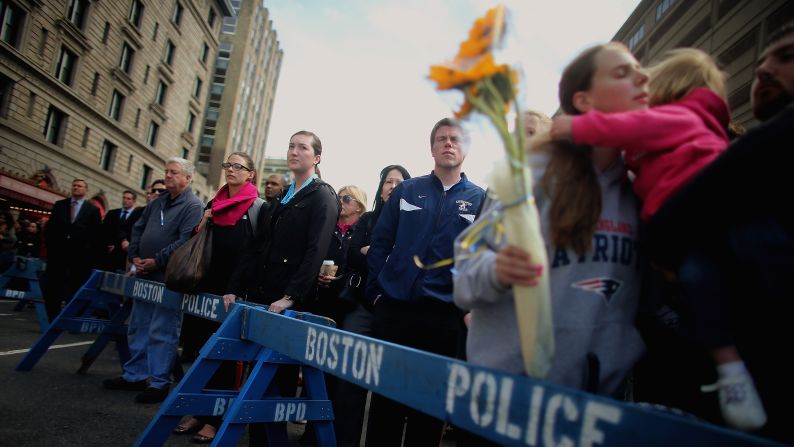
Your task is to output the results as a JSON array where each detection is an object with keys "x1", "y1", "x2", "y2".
[{"x1": 551, "y1": 48, "x2": 767, "y2": 430}]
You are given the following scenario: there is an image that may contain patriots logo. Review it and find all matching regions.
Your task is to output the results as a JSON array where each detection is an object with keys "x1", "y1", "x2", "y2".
[{"x1": 571, "y1": 277, "x2": 623, "y2": 302}]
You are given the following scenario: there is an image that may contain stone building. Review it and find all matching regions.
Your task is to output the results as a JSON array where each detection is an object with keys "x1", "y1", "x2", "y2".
[
  {"x1": 0, "y1": 0, "x2": 234, "y2": 218},
  {"x1": 195, "y1": 0, "x2": 282, "y2": 194}
]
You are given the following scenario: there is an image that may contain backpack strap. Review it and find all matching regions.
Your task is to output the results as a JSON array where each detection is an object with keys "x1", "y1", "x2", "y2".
[{"x1": 247, "y1": 197, "x2": 265, "y2": 233}]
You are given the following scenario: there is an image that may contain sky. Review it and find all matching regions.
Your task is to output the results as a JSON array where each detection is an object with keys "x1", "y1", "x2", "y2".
[{"x1": 261, "y1": 0, "x2": 641, "y2": 207}]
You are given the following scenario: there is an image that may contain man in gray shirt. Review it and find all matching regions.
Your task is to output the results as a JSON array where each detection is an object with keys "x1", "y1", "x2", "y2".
[{"x1": 103, "y1": 157, "x2": 203, "y2": 404}]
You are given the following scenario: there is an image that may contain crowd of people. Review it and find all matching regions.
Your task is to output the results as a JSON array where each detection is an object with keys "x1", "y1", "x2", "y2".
[{"x1": 1, "y1": 23, "x2": 792, "y2": 447}]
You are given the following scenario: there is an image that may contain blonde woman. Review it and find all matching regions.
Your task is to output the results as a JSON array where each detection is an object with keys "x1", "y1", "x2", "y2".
[{"x1": 314, "y1": 185, "x2": 368, "y2": 324}]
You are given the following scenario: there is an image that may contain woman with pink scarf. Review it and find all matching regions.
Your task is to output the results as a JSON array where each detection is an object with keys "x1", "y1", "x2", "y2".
[{"x1": 174, "y1": 151, "x2": 266, "y2": 444}]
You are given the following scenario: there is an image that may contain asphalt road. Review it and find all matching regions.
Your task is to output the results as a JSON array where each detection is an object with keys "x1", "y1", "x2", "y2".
[{"x1": 0, "y1": 298, "x2": 306, "y2": 446}]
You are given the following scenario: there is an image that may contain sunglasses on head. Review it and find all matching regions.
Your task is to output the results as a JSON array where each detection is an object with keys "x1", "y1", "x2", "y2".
[
  {"x1": 338, "y1": 195, "x2": 354, "y2": 204},
  {"x1": 221, "y1": 162, "x2": 252, "y2": 172}
]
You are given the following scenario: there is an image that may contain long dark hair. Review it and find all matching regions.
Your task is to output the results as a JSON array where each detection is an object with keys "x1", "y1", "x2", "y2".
[
  {"x1": 372, "y1": 164, "x2": 411, "y2": 224},
  {"x1": 541, "y1": 43, "x2": 623, "y2": 255}
]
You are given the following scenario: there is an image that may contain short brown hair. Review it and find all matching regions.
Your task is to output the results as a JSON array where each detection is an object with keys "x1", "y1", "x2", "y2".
[{"x1": 429, "y1": 118, "x2": 466, "y2": 146}]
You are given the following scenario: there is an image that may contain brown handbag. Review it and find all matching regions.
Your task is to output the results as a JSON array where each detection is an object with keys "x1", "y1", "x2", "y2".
[{"x1": 164, "y1": 222, "x2": 212, "y2": 293}]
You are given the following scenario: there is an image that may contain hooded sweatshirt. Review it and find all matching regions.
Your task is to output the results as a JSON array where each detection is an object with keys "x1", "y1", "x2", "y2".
[
  {"x1": 453, "y1": 152, "x2": 644, "y2": 398},
  {"x1": 572, "y1": 87, "x2": 730, "y2": 221}
]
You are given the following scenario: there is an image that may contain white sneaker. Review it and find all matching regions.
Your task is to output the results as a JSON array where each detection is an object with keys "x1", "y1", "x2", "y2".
[{"x1": 701, "y1": 371, "x2": 767, "y2": 430}]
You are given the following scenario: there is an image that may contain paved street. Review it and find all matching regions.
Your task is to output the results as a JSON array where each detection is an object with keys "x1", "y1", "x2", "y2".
[{"x1": 0, "y1": 298, "x2": 306, "y2": 446}]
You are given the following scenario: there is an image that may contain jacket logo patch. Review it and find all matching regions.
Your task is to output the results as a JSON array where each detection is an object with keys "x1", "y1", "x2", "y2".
[
  {"x1": 399, "y1": 198, "x2": 422, "y2": 212},
  {"x1": 460, "y1": 214, "x2": 475, "y2": 223},
  {"x1": 571, "y1": 277, "x2": 622, "y2": 302},
  {"x1": 456, "y1": 200, "x2": 472, "y2": 212}
]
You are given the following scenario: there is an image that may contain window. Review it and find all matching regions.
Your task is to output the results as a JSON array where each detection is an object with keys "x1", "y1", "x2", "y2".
[
  {"x1": 656, "y1": 0, "x2": 676, "y2": 21},
  {"x1": 186, "y1": 111, "x2": 195, "y2": 133},
  {"x1": 101, "y1": 22, "x2": 110, "y2": 44},
  {"x1": 143, "y1": 64, "x2": 150, "y2": 84},
  {"x1": 90, "y1": 72, "x2": 100, "y2": 95},
  {"x1": 99, "y1": 140, "x2": 116, "y2": 171},
  {"x1": 207, "y1": 8, "x2": 216, "y2": 28},
  {"x1": 127, "y1": 154, "x2": 133, "y2": 172},
  {"x1": 201, "y1": 43, "x2": 209, "y2": 64},
  {"x1": 134, "y1": 108, "x2": 141, "y2": 127},
  {"x1": 66, "y1": 0, "x2": 89, "y2": 30},
  {"x1": 80, "y1": 126, "x2": 90, "y2": 147},
  {"x1": 181, "y1": 147, "x2": 189, "y2": 159},
  {"x1": 38, "y1": 28, "x2": 48, "y2": 56},
  {"x1": 222, "y1": 17, "x2": 237, "y2": 34},
  {"x1": 128, "y1": 0, "x2": 143, "y2": 28},
  {"x1": 147, "y1": 121, "x2": 159, "y2": 146},
  {"x1": 172, "y1": 2, "x2": 183, "y2": 26},
  {"x1": 0, "y1": 74, "x2": 12, "y2": 117},
  {"x1": 152, "y1": 22, "x2": 158, "y2": 41},
  {"x1": 0, "y1": 1, "x2": 24, "y2": 47},
  {"x1": 140, "y1": 164, "x2": 152, "y2": 189},
  {"x1": 193, "y1": 77, "x2": 202, "y2": 98},
  {"x1": 155, "y1": 80, "x2": 167, "y2": 105},
  {"x1": 119, "y1": 42, "x2": 134, "y2": 74},
  {"x1": 55, "y1": 47, "x2": 78, "y2": 86},
  {"x1": 628, "y1": 24, "x2": 645, "y2": 50},
  {"x1": 109, "y1": 89, "x2": 124, "y2": 121},
  {"x1": 164, "y1": 40, "x2": 175, "y2": 65},
  {"x1": 43, "y1": 105, "x2": 67, "y2": 146}
]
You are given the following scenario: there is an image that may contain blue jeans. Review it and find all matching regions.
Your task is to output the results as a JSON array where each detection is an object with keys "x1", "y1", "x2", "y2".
[{"x1": 122, "y1": 300, "x2": 182, "y2": 389}]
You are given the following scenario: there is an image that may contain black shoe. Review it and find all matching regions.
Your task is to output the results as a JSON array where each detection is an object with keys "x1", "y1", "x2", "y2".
[
  {"x1": 103, "y1": 376, "x2": 148, "y2": 391},
  {"x1": 135, "y1": 386, "x2": 169, "y2": 404}
]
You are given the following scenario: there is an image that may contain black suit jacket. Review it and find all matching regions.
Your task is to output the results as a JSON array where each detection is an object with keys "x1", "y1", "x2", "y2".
[
  {"x1": 45, "y1": 198, "x2": 102, "y2": 270},
  {"x1": 102, "y1": 206, "x2": 142, "y2": 271}
]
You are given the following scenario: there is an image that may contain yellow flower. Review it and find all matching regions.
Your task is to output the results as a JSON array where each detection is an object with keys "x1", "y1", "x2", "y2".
[
  {"x1": 456, "y1": 5, "x2": 506, "y2": 60},
  {"x1": 429, "y1": 53, "x2": 509, "y2": 90}
]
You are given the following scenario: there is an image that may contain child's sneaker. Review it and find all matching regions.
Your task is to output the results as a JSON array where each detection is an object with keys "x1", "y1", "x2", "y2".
[{"x1": 701, "y1": 370, "x2": 767, "y2": 430}]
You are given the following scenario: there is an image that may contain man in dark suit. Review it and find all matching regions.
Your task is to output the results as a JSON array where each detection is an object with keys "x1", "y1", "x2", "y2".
[
  {"x1": 102, "y1": 190, "x2": 142, "y2": 272},
  {"x1": 43, "y1": 178, "x2": 102, "y2": 320}
]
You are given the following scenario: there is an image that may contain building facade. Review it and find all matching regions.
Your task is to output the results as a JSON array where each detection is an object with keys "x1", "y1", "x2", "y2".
[
  {"x1": 0, "y1": 0, "x2": 234, "y2": 219},
  {"x1": 196, "y1": 0, "x2": 282, "y2": 193},
  {"x1": 613, "y1": 0, "x2": 793, "y2": 128}
]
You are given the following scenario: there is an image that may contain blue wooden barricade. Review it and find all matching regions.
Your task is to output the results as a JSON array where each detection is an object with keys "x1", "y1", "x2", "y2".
[
  {"x1": 179, "y1": 303, "x2": 779, "y2": 447},
  {"x1": 15, "y1": 270, "x2": 231, "y2": 374},
  {"x1": 14, "y1": 272, "x2": 786, "y2": 446},
  {"x1": 0, "y1": 256, "x2": 49, "y2": 331},
  {"x1": 16, "y1": 270, "x2": 132, "y2": 373},
  {"x1": 135, "y1": 305, "x2": 337, "y2": 447}
]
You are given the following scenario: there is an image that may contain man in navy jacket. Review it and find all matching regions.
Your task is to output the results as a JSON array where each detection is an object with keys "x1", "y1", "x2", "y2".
[{"x1": 365, "y1": 118, "x2": 485, "y2": 446}]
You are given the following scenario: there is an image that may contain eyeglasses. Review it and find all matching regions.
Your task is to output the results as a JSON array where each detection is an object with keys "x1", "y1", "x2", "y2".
[
  {"x1": 150, "y1": 188, "x2": 167, "y2": 194},
  {"x1": 221, "y1": 162, "x2": 253, "y2": 172},
  {"x1": 338, "y1": 195, "x2": 354, "y2": 204}
]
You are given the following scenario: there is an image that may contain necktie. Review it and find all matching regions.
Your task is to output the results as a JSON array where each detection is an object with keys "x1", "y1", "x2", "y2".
[
  {"x1": 121, "y1": 209, "x2": 129, "y2": 221},
  {"x1": 70, "y1": 200, "x2": 78, "y2": 222}
]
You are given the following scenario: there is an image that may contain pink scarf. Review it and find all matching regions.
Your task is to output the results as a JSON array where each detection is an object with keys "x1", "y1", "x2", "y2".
[
  {"x1": 337, "y1": 219, "x2": 357, "y2": 235},
  {"x1": 211, "y1": 182, "x2": 258, "y2": 227}
]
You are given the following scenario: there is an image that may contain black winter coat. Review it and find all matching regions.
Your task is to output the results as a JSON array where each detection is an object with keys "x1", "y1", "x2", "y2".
[{"x1": 229, "y1": 179, "x2": 339, "y2": 306}]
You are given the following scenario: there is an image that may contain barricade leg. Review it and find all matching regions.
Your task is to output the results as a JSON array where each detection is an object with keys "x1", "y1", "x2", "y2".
[
  {"x1": 134, "y1": 306, "x2": 264, "y2": 447},
  {"x1": 16, "y1": 271, "x2": 125, "y2": 371},
  {"x1": 77, "y1": 298, "x2": 132, "y2": 374}
]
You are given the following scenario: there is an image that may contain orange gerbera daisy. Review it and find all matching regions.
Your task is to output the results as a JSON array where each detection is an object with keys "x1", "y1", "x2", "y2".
[
  {"x1": 429, "y1": 53, "x2": 509, "y2": 90},
  {"x1": 456, "y1": 5, "x2": 506, "y2": 60}
]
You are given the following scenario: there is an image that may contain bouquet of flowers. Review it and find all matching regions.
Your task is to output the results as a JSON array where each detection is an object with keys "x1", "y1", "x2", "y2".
[{"x1": 429, "y1": 5, "x2": 553, "y2": 378}]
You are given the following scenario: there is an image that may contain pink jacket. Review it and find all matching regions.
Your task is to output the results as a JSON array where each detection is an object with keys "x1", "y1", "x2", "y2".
[{"x1": 572, "y1": 87, "x2": 730, "y2": 221}]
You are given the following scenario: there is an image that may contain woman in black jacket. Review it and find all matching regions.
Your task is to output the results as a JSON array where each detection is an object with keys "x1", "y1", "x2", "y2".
[
  {"x1": 224, "y1": 131, "x2": 338, "y2": 445},
  {"x1": 174, "y1": 151, "x2": 267, "y2": 443}
]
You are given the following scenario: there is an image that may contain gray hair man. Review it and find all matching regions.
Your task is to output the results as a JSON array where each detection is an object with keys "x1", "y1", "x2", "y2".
[{"x1": 103, "y1": 157, "x2": 203, "y2": 404}]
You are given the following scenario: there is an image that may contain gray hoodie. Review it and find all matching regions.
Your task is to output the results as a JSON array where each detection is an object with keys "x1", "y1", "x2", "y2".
[{"x1": 453, "y1": 152, "x2": 644, "y2": 397}]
